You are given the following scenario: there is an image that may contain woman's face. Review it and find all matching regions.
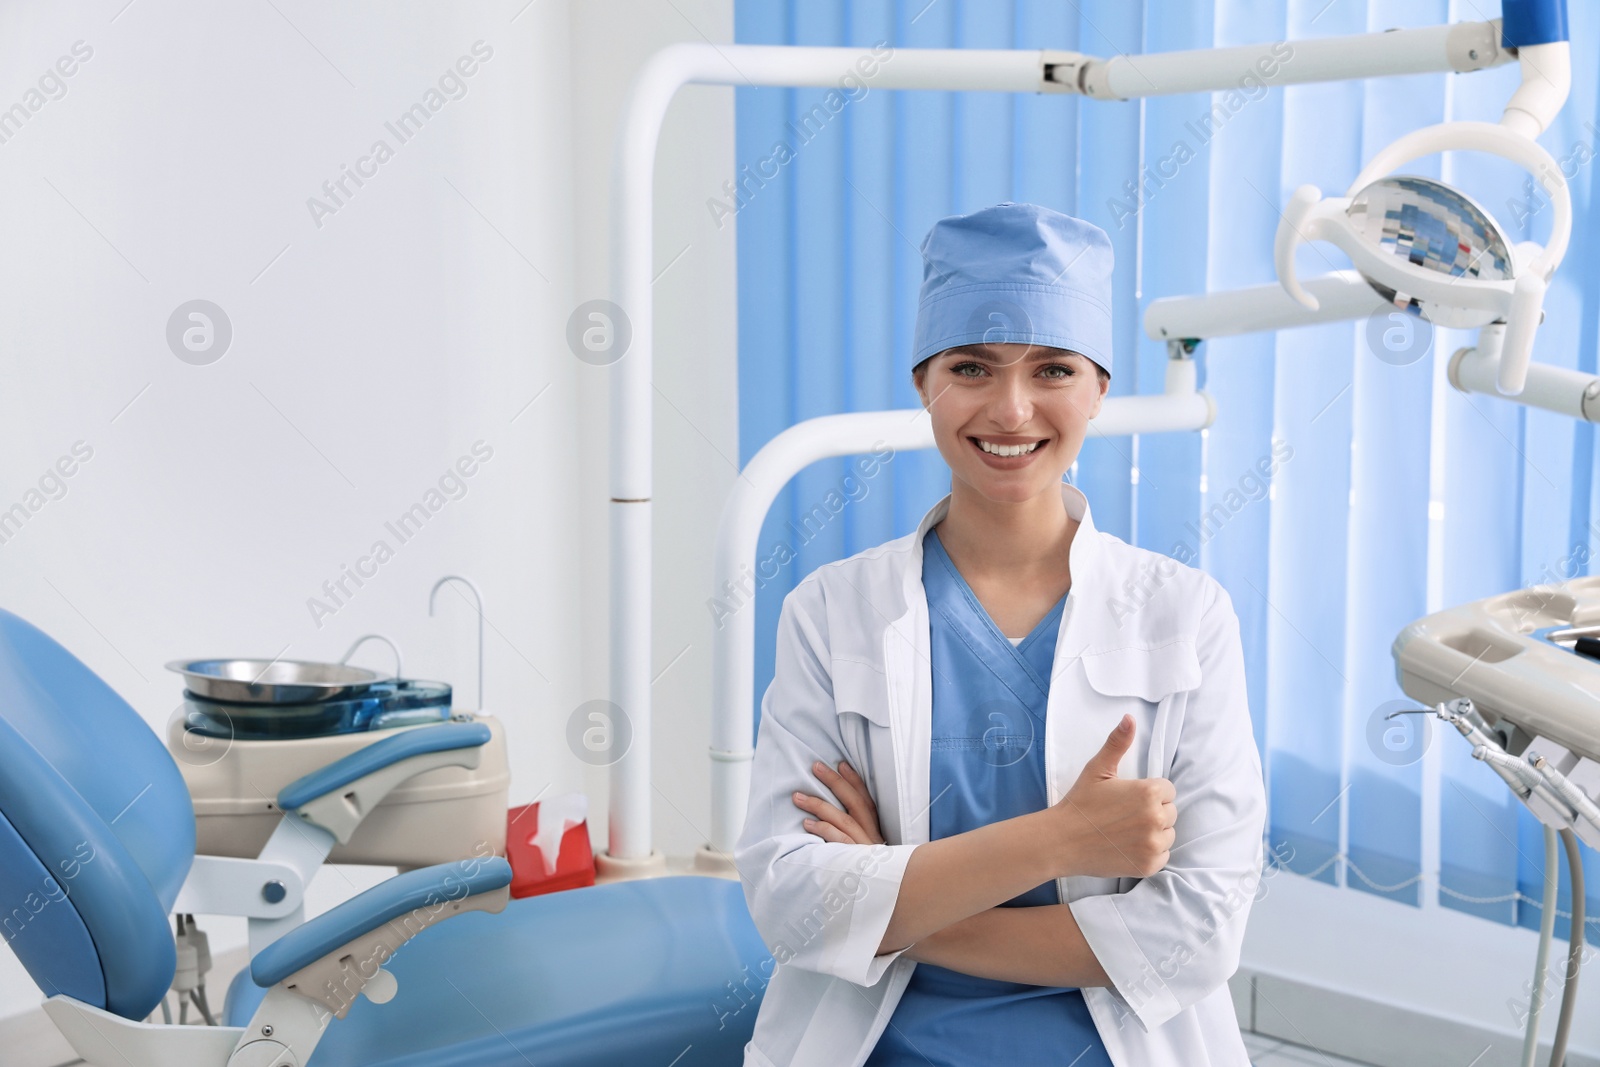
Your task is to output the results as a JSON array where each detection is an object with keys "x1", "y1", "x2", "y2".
[{"x1": 914, "y1": 342, "x2": 1108, "y2": 505}]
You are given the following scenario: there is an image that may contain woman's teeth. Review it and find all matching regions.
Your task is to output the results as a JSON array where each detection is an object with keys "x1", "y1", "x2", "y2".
[{"x1": 975, "y1": 439, "x2": 1042, "y2": 457}]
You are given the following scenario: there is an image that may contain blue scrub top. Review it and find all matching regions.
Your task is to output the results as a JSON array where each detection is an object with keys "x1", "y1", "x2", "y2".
[{"x1": 864, "y1": 527, "x2": 1112, "y2": 1067}]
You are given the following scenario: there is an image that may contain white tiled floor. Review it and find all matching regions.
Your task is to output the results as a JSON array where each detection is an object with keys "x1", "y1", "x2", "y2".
[{"x1": 1245, "y1": 1030, "x2": 1382, "y2": 1067}]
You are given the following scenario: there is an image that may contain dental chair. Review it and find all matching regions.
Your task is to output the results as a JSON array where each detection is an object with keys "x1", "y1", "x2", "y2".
[{"x1": 0, "y1": 608, "x2": 768, "y2": 1066}]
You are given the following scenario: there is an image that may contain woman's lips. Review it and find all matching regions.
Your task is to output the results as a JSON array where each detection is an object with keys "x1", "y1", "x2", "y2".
[{"x1": 968, "y1": 436, "x2": 1047, "y2": 468}]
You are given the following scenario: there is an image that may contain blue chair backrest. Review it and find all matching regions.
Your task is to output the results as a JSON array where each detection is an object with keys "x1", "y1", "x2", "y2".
[{"x1": 0, "y1": 608, "x2": 192, "y2": 1019}]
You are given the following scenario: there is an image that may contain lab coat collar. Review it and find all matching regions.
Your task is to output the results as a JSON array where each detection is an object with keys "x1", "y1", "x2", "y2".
[{"x1": 896, "y1": 478, "x2": 1107, "y2": 661}]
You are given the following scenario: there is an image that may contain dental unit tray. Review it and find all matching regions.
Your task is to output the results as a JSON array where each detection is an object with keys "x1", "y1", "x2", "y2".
[
  {"x1": 1392, "y1": 575, "x2": 1600, "y2": 850},
  {"x1": 181, "y1": 678, "x2": 454, "y2": 741},
  {"x1": 166, "y1": 657, "x2": 384, "y2": 704}
]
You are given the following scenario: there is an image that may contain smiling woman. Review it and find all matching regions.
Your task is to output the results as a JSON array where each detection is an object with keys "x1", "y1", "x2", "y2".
[{"x1": 734, "y1": 203, "x2": 1266, "y2": 1067}]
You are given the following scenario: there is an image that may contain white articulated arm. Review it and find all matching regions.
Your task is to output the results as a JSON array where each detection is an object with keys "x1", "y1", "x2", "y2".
[{"x1": 173, "y1": 854, "x2": 306, "y2": 921}]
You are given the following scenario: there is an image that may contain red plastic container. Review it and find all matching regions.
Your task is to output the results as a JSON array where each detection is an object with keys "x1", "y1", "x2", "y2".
[{"x1": 505, "y1": 801, "x2": 595, "y2": 898}]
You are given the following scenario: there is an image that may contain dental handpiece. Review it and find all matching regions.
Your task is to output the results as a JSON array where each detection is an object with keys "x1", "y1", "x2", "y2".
[
  {"x1": 1529, "y1": 752, "x2": 1600, "y2": 833},
  {"x1": 1388, "y1": 701, "x2": 1572, "y2": 815}
]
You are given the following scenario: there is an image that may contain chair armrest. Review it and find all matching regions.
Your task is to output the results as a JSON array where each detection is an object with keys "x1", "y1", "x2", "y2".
[
  {"x1": 227, "y1": 856, "x2": 510, "y2": 1063},
  {"x1": 277, "y1": 721, "x2": 490, "y2": 810},
  {"x1": 277, "y1": 721, "x2": 491, "y2": 844},
  {"x1": 250, "y1": 856, "x2": 511, "y2": 989}
]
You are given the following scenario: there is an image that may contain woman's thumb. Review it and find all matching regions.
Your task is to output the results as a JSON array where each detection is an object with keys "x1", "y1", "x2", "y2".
[{"x1": 1084, "y1": 715, "x2": 1133, "y2": 777}]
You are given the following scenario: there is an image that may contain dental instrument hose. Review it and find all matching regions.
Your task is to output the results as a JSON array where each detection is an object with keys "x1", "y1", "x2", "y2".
[
  {"x1": 1521, "y1": 825, "x2": 1558, "y2": 1067},
  {"x1": 1548, "y1": 828, "x2": 1584, "y2": 1067},
  {"x1": 1421, "y1": 702, "x2": 1586, "y2": 1066}
]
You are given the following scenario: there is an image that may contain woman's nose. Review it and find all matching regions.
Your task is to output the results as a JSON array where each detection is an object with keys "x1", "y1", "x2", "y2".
[{"x1": 990, "y1": 370, "x2": 1034, "y2": 426}]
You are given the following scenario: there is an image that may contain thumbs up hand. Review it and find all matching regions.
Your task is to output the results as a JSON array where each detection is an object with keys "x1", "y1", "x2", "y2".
[{"x1": 1051, "y1": 714, "x2": 1176, "y2": 879}]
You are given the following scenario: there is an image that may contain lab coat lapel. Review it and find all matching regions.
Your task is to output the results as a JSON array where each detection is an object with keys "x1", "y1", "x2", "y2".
[
  {"x1": 1048, "y1": 478, "x2": 1109, "y2": 668},
  {"x1": 1045, "y1": 481, "x2": 1115, "y2": 805},
  {"x1": 884, "y1": 498, "x2": 943, "y2": 851}
]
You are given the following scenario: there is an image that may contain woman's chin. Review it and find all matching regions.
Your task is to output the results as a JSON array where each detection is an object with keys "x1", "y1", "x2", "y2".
[{"x1": 953, "y1": 465, "x2": 1066, "y2": 504}]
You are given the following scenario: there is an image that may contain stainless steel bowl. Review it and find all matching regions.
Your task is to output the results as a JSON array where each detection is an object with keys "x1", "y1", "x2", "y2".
[{"x1": 165, "y1": 658, "x2": 384, "y2": 705}]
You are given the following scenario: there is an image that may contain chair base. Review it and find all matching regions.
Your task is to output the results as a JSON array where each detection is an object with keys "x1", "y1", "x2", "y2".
[{"x1": 43, "y1": 997, "x2": 244, "y2": 1067}]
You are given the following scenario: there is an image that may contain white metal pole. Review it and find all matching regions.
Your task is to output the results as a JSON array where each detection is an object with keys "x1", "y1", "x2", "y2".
[
  {"x1": 1075, "y1": 20, "x2": 1505, "y2": 99},
  {"x1": 1143, "y1": 271, "x2": 1391, "y2": 342},
  {"x1": 705, "y1": 411, "x2": 935, "y2": 866},
  {"x1": 1449, "y1": 326, "x2": 1600, "y2": 423}
]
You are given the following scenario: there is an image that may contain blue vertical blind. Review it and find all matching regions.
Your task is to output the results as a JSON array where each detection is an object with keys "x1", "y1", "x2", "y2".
[{"x1": 731, "y1": 0, "x2": 1600, "y2": 946}]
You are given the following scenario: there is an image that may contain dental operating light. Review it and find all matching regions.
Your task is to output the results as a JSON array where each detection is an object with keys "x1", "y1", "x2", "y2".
[
  {"x1": 1279, "y1": 173, "x2": 1514, "y2": 328},
  {"x1": 1144, "y1": 0, "x2": 1574, "y2": 415},
  {"x1": 1275, "y1": 120, "x2": 1572, "y2": 398}
]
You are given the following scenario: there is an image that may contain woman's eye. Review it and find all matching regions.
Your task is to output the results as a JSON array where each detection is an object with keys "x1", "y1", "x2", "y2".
[
  {"x1": 1041, "y1": 364, "x2": 1075, "y2": 379},
  {"x1": 951, "y1": 362, "x2": 985, "y2": 378}
]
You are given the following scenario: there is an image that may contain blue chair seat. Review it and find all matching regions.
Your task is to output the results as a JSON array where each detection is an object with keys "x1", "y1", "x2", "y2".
[{"x1": 224, "y1": 875, "x2": 769, "y2": 1067}]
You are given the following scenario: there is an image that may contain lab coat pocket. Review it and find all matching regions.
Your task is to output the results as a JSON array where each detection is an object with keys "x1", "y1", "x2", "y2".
[
  {"x1": 1079, "y1": 641, "x2": 1201, "y2": 779},
  {"x1": 830, "y1": 657, "x2": 893, "y2": 727}
]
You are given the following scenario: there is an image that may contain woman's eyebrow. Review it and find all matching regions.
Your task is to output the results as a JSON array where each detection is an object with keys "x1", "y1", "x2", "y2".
[{"x1": 952, "y1": 347, "x2": 1082, "y2": 363}]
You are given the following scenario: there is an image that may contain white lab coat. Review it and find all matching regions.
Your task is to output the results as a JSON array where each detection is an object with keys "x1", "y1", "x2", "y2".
[{"x1": 735, "y1": 481, "x2": 1267, "y2": 1067}]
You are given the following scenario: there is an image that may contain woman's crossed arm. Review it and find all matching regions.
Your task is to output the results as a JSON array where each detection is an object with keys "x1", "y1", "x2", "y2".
[{"x1": 792, "y1": 713, "x2": 1173, "y2": 988}]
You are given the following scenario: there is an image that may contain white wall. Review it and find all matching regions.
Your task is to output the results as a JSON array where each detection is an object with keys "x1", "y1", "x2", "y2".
[{"x1": 0, "y1": 0, "x2": 738, "y2": 1024}]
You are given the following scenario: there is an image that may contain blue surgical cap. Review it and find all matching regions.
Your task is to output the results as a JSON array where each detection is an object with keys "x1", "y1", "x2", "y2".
[{"x1": 911, "y1": 202, "x2": 1114, "y2": 379}]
